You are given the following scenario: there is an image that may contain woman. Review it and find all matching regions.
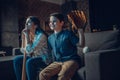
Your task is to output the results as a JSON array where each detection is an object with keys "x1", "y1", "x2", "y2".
[{"x1": 13, "y1": 16, "x2": 49, "y2": 80}]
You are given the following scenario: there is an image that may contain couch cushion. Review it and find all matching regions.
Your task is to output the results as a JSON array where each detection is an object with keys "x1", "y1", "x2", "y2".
[
  {"x1": 85, "y1": 30, "x2": 120, "y2": 52},
  {"x1": 77, "y1": 30, "x2": 120, "y2": 66}
]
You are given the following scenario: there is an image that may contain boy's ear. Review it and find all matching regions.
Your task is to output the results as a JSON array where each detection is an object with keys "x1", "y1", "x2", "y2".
[{"x1": 61, "y1": 21, "x2": 64, "y2": 26}]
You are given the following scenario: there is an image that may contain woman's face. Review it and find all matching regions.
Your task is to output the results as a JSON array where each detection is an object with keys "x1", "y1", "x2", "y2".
[{"x1": 25, "y1": 18, "x2": 34, "y2": 30}]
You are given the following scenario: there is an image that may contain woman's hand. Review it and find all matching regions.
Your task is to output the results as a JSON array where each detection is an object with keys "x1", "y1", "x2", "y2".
[
  {"x1": 22, "y1": 29, "x2": 30, "y2": 36},
  {"x1": 67, "y1": 10, "x2": 87, "y2": 31},
  {"x1": 22, "y1": 29, "x2": 32, "y2": 44}
]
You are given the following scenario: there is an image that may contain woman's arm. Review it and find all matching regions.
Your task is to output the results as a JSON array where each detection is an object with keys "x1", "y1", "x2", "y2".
[
  {"x1": 33, "y1": 34, "x2": 52, "y2": 64},
  {"x1": 77, "y1": 29, "x2": 85, "y2": 48},
  {"x1": 21, "y1": 29, "x2": 33, "y2": 55},
  {"x1": 20, "y1": 31, "x2": 27, "y2": 53},
  {"x1": 33, "y1": 34, "x2": 48, "y2": 56}
]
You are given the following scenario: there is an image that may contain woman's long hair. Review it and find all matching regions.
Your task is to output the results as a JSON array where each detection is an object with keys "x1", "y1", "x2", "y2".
[{"x1": 28, "y1": 16, "x2": 48, "y2": 37}]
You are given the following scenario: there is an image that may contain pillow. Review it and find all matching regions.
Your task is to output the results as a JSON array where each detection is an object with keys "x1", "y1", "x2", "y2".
[{"x1": 85, "y1": 30, "x2": 120, "y2": 52}]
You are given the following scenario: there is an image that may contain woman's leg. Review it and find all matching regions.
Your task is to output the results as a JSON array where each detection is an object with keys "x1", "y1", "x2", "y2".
[
  {"x1": 13, "y1": 55, "x2": 30, "y2": 80},
  {"x1": 26, "y1": 57, "x2": 47, "y2": 80}
]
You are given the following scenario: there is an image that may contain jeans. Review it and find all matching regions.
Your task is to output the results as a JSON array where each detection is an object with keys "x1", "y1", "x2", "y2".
[{"x1": 13, "y1": 55, "x2": 47, "y2": 80}]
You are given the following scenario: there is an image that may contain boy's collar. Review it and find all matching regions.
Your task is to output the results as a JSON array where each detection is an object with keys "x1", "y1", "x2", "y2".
[
  {"x1": 54, "y1": 29, "x2": 62, "y2": 34},
  {"x1": 54, "y1": 29, "x2": 63, "y2": 37}
]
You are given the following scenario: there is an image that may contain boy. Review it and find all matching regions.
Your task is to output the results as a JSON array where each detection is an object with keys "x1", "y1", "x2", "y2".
[{"x1": 39, "y1": 12, "x2": 85, "y2": 80}]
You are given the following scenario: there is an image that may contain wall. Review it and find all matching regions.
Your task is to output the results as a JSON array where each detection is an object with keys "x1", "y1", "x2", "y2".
[
  {"x1": 18, "y1": 0, "x2": 61, "y2": 29},
  {"x1": 89, "y1": 0, "x2": 120, "y2": 31},
  {"x1": 0, "y1": 0, "x2": 19, "y2": 48}
]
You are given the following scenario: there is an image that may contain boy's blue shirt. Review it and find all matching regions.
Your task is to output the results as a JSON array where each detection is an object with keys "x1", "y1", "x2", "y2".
[{"x1": 48, "y1": 29, "x2": 80, "y2": 62}]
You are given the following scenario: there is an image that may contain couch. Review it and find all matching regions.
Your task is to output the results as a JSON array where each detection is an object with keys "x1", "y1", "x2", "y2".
[
  {"x1": 1, "y1": 30, "x2": 120, "y2": 80},
  {"x1": 0, "y1": 56, "x2": 17, "y2": 80},
  {"x1": 77, "y1": 29, "x2": 120, "y2": 80},
  {"x1": 0, "y1": 48, "x2": 22, "y2": 80}
]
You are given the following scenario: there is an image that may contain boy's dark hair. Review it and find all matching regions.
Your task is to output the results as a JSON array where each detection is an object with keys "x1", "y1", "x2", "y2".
[{"x1": 50, "y1": 12, "x2": 65, "y2": 22}]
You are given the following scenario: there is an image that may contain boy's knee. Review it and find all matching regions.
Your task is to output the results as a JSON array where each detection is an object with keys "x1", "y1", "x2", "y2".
[
  {"x1": 58, "y1": 75, "x2": 69, "y2": 80},
  {"x1": 39, "y1": 70, "x2": 48, "y2": 80}
]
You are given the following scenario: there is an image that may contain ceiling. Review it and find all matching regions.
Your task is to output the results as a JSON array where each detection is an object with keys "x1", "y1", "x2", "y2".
[
  {"x1": 41, "y1": 0, "x2": 79, "y2": 5},
  {"x1": 41, "y1": 0, "x2": 64, "y2": 5}
]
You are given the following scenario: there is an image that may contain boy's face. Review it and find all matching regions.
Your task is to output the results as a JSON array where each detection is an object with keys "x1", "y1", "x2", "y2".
[{"x1": 49, "y1": 16, "x2": 63, "y2": 30}]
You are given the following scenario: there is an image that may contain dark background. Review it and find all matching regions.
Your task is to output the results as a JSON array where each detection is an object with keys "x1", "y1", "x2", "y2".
[
  {"x1": 89, "y1": 0, "x2": 120, "y2": 31},
  {"x1": 0, "y1": 0, "x2": 120, "y2": 49}
]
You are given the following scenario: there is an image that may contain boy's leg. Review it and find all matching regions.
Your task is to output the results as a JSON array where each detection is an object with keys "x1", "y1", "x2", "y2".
[
  {"x1": 39, "y1": 62, "x2": 62, "y2": 80},
  {"x1": 58, "y1": 60, "x2": 79, "y2": 80}
]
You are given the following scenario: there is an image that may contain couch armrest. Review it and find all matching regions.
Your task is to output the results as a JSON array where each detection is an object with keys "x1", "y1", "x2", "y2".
[
  {"x1": 85, "y1": 48, "x2": 120, "y2": 80},
  {"x1": 12, "y1": 48, "x2": 22, "y2": 56}
]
